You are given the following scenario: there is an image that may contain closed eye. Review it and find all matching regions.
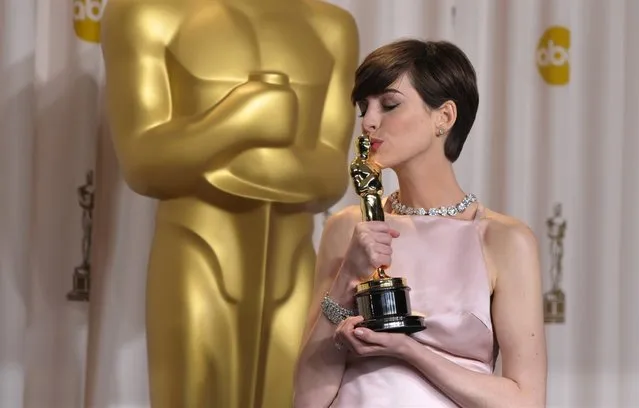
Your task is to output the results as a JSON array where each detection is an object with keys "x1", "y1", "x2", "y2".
[{"x1": 356, "y1": 101, "x2": 399, "y2": 117}]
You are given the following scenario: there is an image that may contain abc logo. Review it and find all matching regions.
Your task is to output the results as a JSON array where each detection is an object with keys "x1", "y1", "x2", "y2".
[
  {"x1": 74, "y1": 0, "x2": 106, "y2": 44},
  {"x1": 536, "y1": 26, "x2": 570, "y2": 86}
]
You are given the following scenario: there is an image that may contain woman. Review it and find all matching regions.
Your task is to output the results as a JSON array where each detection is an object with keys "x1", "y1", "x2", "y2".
[{"x1": 293, "y1": 39, "x2": 547, "y2": 408}]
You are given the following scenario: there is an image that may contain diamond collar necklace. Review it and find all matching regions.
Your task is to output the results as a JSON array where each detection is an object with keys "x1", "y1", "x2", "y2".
[{"x1": 389, "y1": 191, "x2": 477, "y2": 217}]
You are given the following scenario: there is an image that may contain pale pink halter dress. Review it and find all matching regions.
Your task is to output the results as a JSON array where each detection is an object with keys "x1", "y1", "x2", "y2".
[{"x1": 331, "y1": 204, "x2": 497, "y2": 408}]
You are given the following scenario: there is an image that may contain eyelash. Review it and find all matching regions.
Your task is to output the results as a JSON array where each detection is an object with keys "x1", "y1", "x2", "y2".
[{"x1": 358, "y1": 104, "x2": 399, "y2": 117}]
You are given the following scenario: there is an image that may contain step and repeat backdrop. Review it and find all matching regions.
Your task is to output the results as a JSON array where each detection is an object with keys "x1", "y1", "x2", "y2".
[{"x1": 1, "y1": 1, "x2": 637, "y2": 407}]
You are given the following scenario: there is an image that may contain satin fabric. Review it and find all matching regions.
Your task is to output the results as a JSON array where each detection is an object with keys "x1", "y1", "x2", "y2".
[{"x1": 331, "y1": 206, "x2": 496, "y2": 408}]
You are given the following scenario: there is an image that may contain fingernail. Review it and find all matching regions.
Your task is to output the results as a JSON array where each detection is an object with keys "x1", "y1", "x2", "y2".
[{"x1": 354, "y1": 329, "x2": 364, "y2": 336}]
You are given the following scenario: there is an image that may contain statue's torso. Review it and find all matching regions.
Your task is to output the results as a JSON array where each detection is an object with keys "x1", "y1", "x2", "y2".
[
  {"x1": 104, "y1": 3, "x2": 352, "y2": 404},
  {"x1": 166, "y1": 2, "x2": 333, "y2": 146},
  {"x1": 149, "y1": 2, "x2": 335, "y2": 272}
]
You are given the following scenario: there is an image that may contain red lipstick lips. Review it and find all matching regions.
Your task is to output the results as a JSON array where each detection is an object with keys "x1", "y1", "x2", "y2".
[{"x1": 370, "y1": 138, "x2": 383, "y2": 152}]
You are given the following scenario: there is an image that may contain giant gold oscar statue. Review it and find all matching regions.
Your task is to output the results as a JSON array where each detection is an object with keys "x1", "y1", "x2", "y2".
[{"x1": 100, "y1": 1, "x2": 359, "y2": 407}]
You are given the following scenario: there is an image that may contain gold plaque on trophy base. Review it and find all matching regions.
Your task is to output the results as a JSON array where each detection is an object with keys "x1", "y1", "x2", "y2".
[{"x1": 543, "y1": 289, "x2": 565, "y2": 324}]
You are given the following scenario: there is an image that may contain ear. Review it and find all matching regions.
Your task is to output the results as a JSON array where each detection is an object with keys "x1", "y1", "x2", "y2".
[{"x1": 435, "y1": 101, "x2": 457, "y2": 136}]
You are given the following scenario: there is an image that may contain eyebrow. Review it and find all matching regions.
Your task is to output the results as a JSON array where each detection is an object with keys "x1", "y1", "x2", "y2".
[
  {"x1": 356, "y1": 88, "x2": 404, "y2": 104},
  {"x1": 381, "y1": 88, "x2": 403, "y2": 96}
]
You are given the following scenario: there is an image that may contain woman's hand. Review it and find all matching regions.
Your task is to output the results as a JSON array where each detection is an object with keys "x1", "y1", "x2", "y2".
[
  {"x1": 328, "y1": 221, "x2": 400, "y2": 307},
  {"x1": 333, "y1": 315, "x2": 411, "y2": 359},
  {"x1": 341, "y1": 221, "x2": 400, "y2": 280}
]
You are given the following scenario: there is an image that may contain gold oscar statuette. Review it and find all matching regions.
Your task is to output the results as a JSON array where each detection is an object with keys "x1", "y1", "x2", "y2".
[
  {"x1": 544, "y1": 203, "x2": 567, "y2": 324},
  {"x1": 67, "y1": 170, "x2": 94, "y2": 302},
  {"x1": 349, "y1": 134, "x2": 426, "y2": 334},
  {"x1": 100, "y1": 1, "x2": 359, "y2": 407}
]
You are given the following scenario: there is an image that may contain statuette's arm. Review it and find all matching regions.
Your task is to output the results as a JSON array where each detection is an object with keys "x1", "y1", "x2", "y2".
[
  {"x1": 312, "y1": 8, "x2": 359, "y2": 152},
  {"x1": 217, "y1": 9, "x2": 359, "y2": 210},
  {"x1": 309, "y1": 7, "x2": 360, "y2": 202}
]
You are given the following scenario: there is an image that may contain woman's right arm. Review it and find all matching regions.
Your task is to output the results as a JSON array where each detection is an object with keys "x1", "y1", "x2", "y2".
[
  {"x1": 293, "y1": 209, "x2": 358, "y2": 408},
  {"x1": 293, "y1": 207, "x2": 399, "y2": 407}
]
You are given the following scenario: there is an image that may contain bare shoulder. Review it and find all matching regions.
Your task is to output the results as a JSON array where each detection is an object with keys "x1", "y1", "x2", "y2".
[
  {"x1": 482, "y1": 208, "x2": 539, "y2": 249},
  {"x1": 479, "y1": 208, "x2": 541, "y2": 289},
  {"x1": 102, "y1": 0, "x2": 182, "y2": 44},
  {"x1": 305, "y1": 0, "x2": 358, "y2": 30},
  {"x1": 304, "y1": 0, "x2": 359, "y2": 56}
]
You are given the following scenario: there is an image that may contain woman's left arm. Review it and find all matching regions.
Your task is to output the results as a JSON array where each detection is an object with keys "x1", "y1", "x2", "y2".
[{"x1": 338, "y1": 222, "x2": 547, "y2": 408}]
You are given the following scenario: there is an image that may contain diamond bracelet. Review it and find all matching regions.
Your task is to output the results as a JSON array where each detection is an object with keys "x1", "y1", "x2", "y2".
[{"x1": 321, "y1": 292, "x2": 357, "y2": 325}]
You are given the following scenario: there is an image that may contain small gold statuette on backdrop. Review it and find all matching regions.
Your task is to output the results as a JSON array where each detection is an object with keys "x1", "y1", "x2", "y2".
[
  {"x1": 543, "y1": 203, "x2": 567, "y2": 323},
  {"x1": 67, "y1": 170, "x2": 94, "y2": 302},
  {"x1": 348, "y1": 134, "x2": 426, "y2": 334}
]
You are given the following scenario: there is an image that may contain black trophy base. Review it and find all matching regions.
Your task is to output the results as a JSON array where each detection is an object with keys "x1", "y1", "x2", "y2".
[
  {"x1": 67, "y1": 289, "x2": 90, "y2": 302},
  {"x1": 355, "y1": 277, "x2": 427, "y2": 335},
  {"x1": 543, "y1": 290, "x2": 565, "y2": 324},
  {"x1": 67, "y1": 266, "x2": 90, "y2": 302},
  {"x1": 356, "y1": 314, "x2": 426, "y2": 334}
]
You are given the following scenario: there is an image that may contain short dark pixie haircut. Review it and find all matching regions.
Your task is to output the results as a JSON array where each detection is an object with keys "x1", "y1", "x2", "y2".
[{"x1": 351, "y1": 39, "x2": 479, "y2": 163}]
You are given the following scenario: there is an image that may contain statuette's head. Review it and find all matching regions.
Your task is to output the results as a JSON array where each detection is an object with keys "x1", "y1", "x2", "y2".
[{"x1": 356, "y1": 134, "x2": 372, "y2": 159}]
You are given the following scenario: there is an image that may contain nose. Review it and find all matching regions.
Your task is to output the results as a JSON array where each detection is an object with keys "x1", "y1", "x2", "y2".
[{"x1": 361, "y1": 111, "x2": 379, "y2": 135}]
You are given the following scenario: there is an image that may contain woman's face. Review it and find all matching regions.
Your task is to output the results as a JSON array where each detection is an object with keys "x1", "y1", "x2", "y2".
[{"x1": 357, "y1": 74, "x2": 445, "y2": 170}]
